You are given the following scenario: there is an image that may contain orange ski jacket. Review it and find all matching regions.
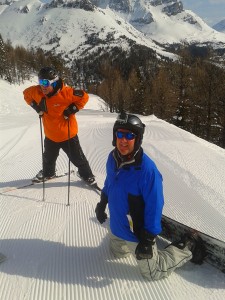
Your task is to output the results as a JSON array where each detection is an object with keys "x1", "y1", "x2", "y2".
[{"x1": 23, "y1": 83, "x2": 89, "y2": 142}]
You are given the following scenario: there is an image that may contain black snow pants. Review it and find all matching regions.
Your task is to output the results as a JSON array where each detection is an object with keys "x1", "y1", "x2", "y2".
[{"x1": 43, "y1": 135, "x2": 93, "y2": 180}]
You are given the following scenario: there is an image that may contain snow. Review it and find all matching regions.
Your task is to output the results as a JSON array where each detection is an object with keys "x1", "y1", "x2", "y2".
[
  {"x1": 0, "y1": 78, "x2": 225, "y2": 299},
  {"x1": 0, "y1": 0, "x2": 225, "y2": 62}
]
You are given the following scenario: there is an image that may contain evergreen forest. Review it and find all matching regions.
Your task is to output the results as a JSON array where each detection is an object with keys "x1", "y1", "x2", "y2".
[{"x1": 1, "y1": 34, "x2": 225, "y2": 148}]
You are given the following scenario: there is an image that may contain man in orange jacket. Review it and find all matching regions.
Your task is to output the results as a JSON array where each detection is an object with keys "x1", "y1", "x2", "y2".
[{"x1": 23, "y1": 66, "x2": 95, "y2": 184}]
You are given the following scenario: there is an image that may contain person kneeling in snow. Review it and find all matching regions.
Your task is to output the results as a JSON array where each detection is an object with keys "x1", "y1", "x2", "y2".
[
  {"x1": 95, "y1": 112, "x2": 205, "y2": 281},
  {"x1": 23, "y1": 66, "x2": 95, "y2": 185}
]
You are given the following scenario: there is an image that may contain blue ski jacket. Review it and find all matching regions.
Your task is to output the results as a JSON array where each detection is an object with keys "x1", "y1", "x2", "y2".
[{"x1": 102, "y1": 149, "x2": 164, "y2": 242}]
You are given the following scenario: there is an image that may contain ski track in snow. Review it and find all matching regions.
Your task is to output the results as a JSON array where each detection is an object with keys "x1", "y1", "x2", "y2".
[
  {"x1": 0, "y1": 80, "x2": 225, "y2": 299},
  {"x1": 1, "y1": 183, "x2": 224, "y2": 300}
]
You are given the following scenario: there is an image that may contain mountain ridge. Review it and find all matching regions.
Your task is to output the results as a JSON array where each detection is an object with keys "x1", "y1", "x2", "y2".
[
  {"x1": 213, "y1": 19, "x2": 225, "y2": 33},
  {"x1": 0, "y1": 0, "x2": 225, "y2": 62}
]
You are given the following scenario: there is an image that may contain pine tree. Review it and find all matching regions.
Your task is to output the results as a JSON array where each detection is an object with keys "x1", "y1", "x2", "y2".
[
  {"x1": 150, "y1": 64, "x2": 177, "y2": 120},
  {"x1": 0, "y1": 34, "x2": 8, "y2": 79}
]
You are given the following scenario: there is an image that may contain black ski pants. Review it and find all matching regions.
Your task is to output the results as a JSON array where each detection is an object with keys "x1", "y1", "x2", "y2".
[{"x1": 43, "y1": 135, "x2": 93, "y2": 180}]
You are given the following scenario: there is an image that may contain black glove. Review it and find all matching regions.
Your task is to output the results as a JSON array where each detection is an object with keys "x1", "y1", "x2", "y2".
[
  {"x1": 95, "y1": 203, "x2": 107, "y2": 224},
  {"x1": 30, "y1": 100, "x2": 44, "y2": 116},
  {"x1": 135, "y1": 229, "x2": 156, "y2": 260},
  {"x1": 95, "y1": 192, "x2": 108, "y2": 224},
  {"x1": 63, "y1": 103, "x2": 79, "y2": 119}
]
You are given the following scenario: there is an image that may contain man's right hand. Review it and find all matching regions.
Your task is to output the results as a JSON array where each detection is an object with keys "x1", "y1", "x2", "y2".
[
  {"x1": 30, "y1": 100, "x2": 44, "y2": 116},
  {"x1": 95, "y1": 203, "x2": 107, "y2": 224}
]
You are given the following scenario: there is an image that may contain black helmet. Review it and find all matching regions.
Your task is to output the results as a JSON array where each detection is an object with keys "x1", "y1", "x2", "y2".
[
  {"x1": 112, "y1": 111, "x2": 145, "y2": 151},
  {"x1": 38, "y1": 67, "x2": 58, "y2": 80}
]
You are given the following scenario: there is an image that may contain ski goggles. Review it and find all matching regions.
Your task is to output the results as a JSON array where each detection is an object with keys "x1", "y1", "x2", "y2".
[
  {"x1": 116, "y1": 131, "x2": 136, "y2": 140},
  {"x1": 39, "y1": 77, "x2": 59, "y2": 87}
]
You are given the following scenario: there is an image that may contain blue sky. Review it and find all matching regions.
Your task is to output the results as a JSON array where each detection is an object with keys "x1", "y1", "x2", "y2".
[{"x1": 182, "y1": 0, "x2": 225, "y2": 26}]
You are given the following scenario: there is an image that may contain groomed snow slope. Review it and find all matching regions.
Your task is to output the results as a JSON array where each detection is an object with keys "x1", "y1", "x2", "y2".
[{"x1": 0, "y1": 79, "x2": 224, "y2": 300}]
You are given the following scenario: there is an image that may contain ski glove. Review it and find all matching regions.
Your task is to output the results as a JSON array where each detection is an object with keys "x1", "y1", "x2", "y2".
[
  {"x1": 30, "y1": 100, "x2": 44, "y2": 116},
  {"x1": 135, "y1": 229, "x2": 156, "y2": 260},
  {"x1": 63, "y1": 103, "x2": 79, "y2": 119},
  {"x1": 95, "y1": 192, "x2": 108, "y2": 224}
]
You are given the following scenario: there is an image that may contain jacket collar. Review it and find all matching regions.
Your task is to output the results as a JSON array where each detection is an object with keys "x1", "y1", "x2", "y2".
[{"x1": 113, "y1": 148, "x2": 143, "y2": 169}]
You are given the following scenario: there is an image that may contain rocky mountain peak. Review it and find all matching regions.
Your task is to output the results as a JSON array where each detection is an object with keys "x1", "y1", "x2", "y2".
[
  {"x1": 213, "y1": 19, "x2": 225, "y2": 33},
  {"x1": 45, "y1": 0, "x2": 95, "y2": 11},
  {"x1": 0, "y1": 0, "x2": 224, "y2": 63}
]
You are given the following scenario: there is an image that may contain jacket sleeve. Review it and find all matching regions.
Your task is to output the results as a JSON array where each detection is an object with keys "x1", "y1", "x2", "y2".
[
  {"x1": 141, "y1": 168, "x2": 164, "y2": 236},
  {"x1": 23, "y1": 86, "x2": 42, "y2": 105},
  {"x1": 69, "y1": 88, "x2": 89, "y2": 110},
  {"x1": 102, "y1": 153, "x2": 112, "y2": 198}
]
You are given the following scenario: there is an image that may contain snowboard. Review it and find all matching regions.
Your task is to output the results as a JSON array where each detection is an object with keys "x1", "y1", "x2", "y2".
[
  {"x1": 0, "y1": 253, "x2": 6, "y2": 263},
  {"x1": 160, "y1": 215, "x2": 225, "y2": 273}
]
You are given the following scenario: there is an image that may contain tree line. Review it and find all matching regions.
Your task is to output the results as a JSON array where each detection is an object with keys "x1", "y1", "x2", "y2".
[
  {"x1": 0, "y1": 34, "x2": 72, "y2": 85},
  {"x1": 1, "y1": 33, "x2": 225, "y2": 148},
  {"x1": 83, "y1": 45, "x2": 225, "y2": 148}
]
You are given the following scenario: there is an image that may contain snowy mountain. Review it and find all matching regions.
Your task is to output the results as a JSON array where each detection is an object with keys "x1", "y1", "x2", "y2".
[
  {"x1": 0, "y1": 78, "x2": 225, "y2": 299},
  {"x1": 213, "y1": 19, "x2": 225, "y2": 33},
  {"x1": 0, "y1": 0, "x2": 225, "y2": 62}
]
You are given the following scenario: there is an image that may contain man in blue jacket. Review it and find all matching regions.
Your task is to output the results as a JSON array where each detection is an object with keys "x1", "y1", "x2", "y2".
[{"x1": 95, "y1": 112, "x2": 205, "y2": 281}]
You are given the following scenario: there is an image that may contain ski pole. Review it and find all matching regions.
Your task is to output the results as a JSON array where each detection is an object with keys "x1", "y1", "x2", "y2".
[
  {"x1": 39, "y1": 115, "x2": 45, "y2": 201},
  {"x1": 67, "y1": 118, "x2": 71, "y2": 206}
]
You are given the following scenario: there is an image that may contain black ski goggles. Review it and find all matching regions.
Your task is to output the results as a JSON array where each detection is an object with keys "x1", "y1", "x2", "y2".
[{"x1": 116, "y1": 131, "x2": 136, "y2": 140}]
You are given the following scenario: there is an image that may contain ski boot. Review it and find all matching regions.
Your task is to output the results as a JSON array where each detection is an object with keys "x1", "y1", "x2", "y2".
[
  {"x1": 32, "y1": 170, "x2": 56, "y2": 182},
  {"x1": 171, "y1": 232, "x2": 206, "y2": 264},
  {"x1": 76, "y1": 171, "x2": 96, "y2": 186},
  {"x1": 76, "y1": 171, "x2": 101, "y2": 191}
]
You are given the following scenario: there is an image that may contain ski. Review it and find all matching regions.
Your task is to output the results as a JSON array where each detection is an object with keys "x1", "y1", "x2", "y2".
[
  {"x1": 161, "y1": 215, "x2": 225, "y2": 273},
  {"x1": 87, "y1": 182, "x2": 102, "y2": 193},
  {"x1": 1, "y1": 170, "x2": 102, "y2": 194},
  {"x1": 0, "y1": 253, "x2": 6, "y2": 263},
  {"x1": 79, "y1": 179, "x2": 102, "y2": 193},
  {"x1": 1, "y1": 171, "x2": 74, "y2": 194},
  {"x1": 31, "y1": 170, "x2": 74, "y2": 183}
]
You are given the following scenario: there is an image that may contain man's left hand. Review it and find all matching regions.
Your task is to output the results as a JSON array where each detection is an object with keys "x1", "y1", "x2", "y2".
[{"x1": 63, "y1": 103, "x2": 79, "y2": 119}]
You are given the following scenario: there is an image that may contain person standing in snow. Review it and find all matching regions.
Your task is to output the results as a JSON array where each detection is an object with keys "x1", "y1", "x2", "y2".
[
  {"x1": 23, "y1": 66, "x2": 96, "y2": 185},
  {"x1": 95, "y1": 111, "x2": 205, "y2": 281}
]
